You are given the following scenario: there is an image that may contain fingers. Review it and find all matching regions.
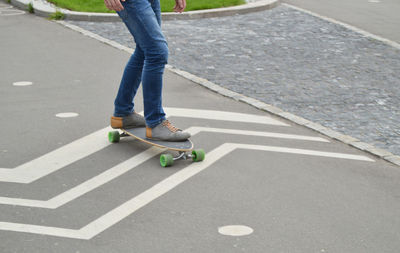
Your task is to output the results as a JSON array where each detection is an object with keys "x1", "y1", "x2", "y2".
[
  {"x1": 112, "y1": 0, "x2": 124, "y2": 11},
  {"x1": 182, "y1": 0, "x2": 186, "y2": 10},
  {"x1": 174, "y1": 0, "x2": 182, "y2": 13},
  {"x1": 174, "y1": 0, "x2": 186, "y2": 13},
  {"x1": 174, "y1": 1, "x2": 184, "y2": 12},
  {"x1": 104, "y1": 0, "x2": 112, "y2": 10},
  {"x1": 104, "y1": 0, "x2": 124, "y2": 11}
]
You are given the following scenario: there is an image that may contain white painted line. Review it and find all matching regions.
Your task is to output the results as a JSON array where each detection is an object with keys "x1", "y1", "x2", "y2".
[
  {"x1": 0, "y1": 127, "x2": 112, "y2": 183},
  {"x1": 0, "y1": 127, "x2": 328, "y2": 207},
  {"x1": 0, "y1": 5, "x2": 13, "y2": 9},
  {"x1": 218, "y1": 225, "x2": 254, "y2": 236},
  {"x1": 55, "y1": 112, "x2": 79, "y2": 118},
  {"x1": 283, "y1": 3, "x2": 400, "y2": 50},
  {"x1": 191, "y1": 127, "x2": 329, "y2": 142},
  {"x1": 0, "y1": 147, "x2": 162, "y2": 208},
  {"x1": 0, "y1": 8, "x2": 25, "y2": 16},
  {"x1": 0, "y1": 12, "x2": 25, "y2": 16},
  {"x1": 13, "y1": 81, "x2": 33, "y2": 86},
  {"x1": 231, "y1": 143, "x2": 375, "y2": 162},
  {"x1": 0, "y1": 221, "x2": 86, "y2": 239},
  {"x1": 0, "y1": 143, "x2": 373, "y2": 239},
  {"x1": 164, "y1": 108, "x2": 289, "y2": 126}
]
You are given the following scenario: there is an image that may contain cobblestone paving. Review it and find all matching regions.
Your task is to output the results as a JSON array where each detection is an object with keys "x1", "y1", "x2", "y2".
[{"x1": 68, "y1": 5, "x2": 400, "y2": 156}]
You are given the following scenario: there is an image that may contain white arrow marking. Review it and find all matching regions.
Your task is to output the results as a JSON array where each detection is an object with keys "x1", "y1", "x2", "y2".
[
  {"x1": 0, "y1": 5, "x2": 13, "y2": 9},
  {"x1": 164, "y1": 108, "x2": 289, "y2": 126},
  {"x1": 0, "y1": 127, "x2": 328, "y2": 207},
  {"x1": 0, "y1": 108, "x2": 287, "y2": 183},
  {"x1": 0, "y1": 128, "x2": 112, "y2": 183},
  {"x1": 0, "y1": 8, "x2": 25, "y2": 16},
  {"x1": 192, "y1": 127, "x2": 328, "y2": 142},
  {"x1": 0, "y1": 147, "x2": 162, "y2": 208},
  {"x1": 0, "y1": 143, "x2": 373, "y2": 239}
]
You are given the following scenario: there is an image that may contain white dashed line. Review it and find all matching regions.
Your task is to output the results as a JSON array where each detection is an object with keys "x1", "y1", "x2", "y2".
[
  {"x1": 0, "y1": 5, "x2": 13, "y2": 9},
  {"x1": 164, "y1": 108, "x2": 289, "y2": 126},
  {"x1": 13, "y1": 81, "x2": 33, "y2": 86},
  {"x1": 218, "y1": 225, "x2": 254, "y2": 236},
  {"x1": 55, "y1": 112, "x2": 79, "y2": 118},
  {"x1": 0, "y1": 5, "x2": 25, "y2": 16}
]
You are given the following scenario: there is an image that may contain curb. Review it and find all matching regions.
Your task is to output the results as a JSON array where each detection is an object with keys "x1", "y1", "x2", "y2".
[
  {"x1": 6, "y1": 0, "x2": 280, "y2": 21},
  {"x1": 56, "y1": 20, "x2": 400, "y2": 168}
]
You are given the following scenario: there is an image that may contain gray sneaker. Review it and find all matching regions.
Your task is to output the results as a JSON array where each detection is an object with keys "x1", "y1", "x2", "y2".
[
  {"x1": 111, "y1": 112, "x2": 145, "y2": 129},
  {"x1": 146, "y1": 120, "x2": 190, "y2": 142}
]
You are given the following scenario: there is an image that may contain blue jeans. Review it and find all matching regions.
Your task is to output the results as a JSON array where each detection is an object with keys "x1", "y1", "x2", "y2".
[{"x1": 114, "y1": 0, "x2": 167, "y2": 128}]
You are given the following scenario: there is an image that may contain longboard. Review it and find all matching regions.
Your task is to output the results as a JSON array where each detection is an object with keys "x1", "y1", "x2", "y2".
[{"x1": 108, "y1": 128, "x2": 205, "y2": 167}]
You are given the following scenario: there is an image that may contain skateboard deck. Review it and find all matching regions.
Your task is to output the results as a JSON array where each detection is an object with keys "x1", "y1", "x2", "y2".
[
  {"x1": 121, "y1": 127, "x2": 193, "y2": 151},
  {"x1": 108, "y1": 127, "x2": 205, "y2": 167}
]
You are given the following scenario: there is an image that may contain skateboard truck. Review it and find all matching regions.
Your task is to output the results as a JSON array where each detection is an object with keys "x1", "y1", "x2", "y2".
[{"x1": 158, "y1": 149, "x2": 205, "y2": 167}]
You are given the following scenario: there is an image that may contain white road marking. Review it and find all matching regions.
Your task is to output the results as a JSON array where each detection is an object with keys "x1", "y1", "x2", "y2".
[
  {"x1": 218, "y1": 225, "x2": 254, "y2": 236},
  {"x1": 0, "y1": 12, "x2": 25, "y2": 16},
  {"x1": 55, "y1": 112, "x2": 79, "y2": 118},
  {"x1": 0, "y1": 127, "x2": 112, "y2": 183},
  {"x1": 0, "y1": 6, "x2": 25, "y2": 16},
  {"x1": 0, "y1": 127, "x2": 328, "y2": 207},
  {"x1": 0, "y1": 144, "x2": 373, "y2": 239},
  {"x1": 0, "y1": 108, "x2": 288, "y2": 183},
  {"x1": 0, "y1": 147, "x2": 162, "y2": 208},
  {"x1": 0, "y1": 4, "x2": 13, "y2": 9},
  {"x1": 231, "y1": 143, "x2": 374, "y2": 161},
  {"x1": 13, "y1": 81, "x2": 33, "y2": 86},
  {"x1": 191, "y1": 127, "x2": 329, "y2": 142},
  {"x1": 164, "y1": 108, "x2": 289, "y2": 126}
]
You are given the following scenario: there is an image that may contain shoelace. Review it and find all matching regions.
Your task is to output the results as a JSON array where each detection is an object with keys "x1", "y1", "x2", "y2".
[{"x1": 162, "y1": 120, "x2": 180, "y2": 132}]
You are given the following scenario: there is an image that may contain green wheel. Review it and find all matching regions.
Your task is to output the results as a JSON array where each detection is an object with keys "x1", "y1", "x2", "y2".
[
  {"x1": 160, "y1": 154, "x2": 174, "y2": 167},
  {"x1": 108, "y1": 131, "x2": 120, "y2": 143},
  {"x1": 192, "y1": 149, "x2": 205, "y2": 162}
]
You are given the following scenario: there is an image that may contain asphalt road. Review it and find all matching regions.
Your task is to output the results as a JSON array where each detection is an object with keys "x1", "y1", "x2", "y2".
[
  {"x1": 1, "y1": 5, "x2": 400, "y2": 253},
  {"x1": 283, "y1": 0, "x2": 400, "y2": 43}
]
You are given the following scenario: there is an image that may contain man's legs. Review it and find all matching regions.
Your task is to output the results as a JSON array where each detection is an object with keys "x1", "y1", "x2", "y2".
[
  {"x1": 114, "y1": 45, "x2": 144, "y2": 117},
  {"x1": 114, "y1": 0, "x2": 166, "y2": 126},
  {"x1": 113, "y1": 0, "x2": 190, "y2": 141}
]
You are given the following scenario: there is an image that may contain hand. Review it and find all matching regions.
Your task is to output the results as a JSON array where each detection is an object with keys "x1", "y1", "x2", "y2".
[
  {"x1": 104, "y1": 0, "x2": 126, "y2": 11},
  {"x1": 174, "y1": 0, "x2": 186, "y2": 13}
]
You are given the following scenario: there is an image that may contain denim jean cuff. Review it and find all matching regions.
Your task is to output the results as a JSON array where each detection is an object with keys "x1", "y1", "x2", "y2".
[
  {"x1": 146, "y1": 117, "x2": 166, "y2": 128},
  {"x1": 113, "y1": 111, "x2": 133, "y2": 117}
]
